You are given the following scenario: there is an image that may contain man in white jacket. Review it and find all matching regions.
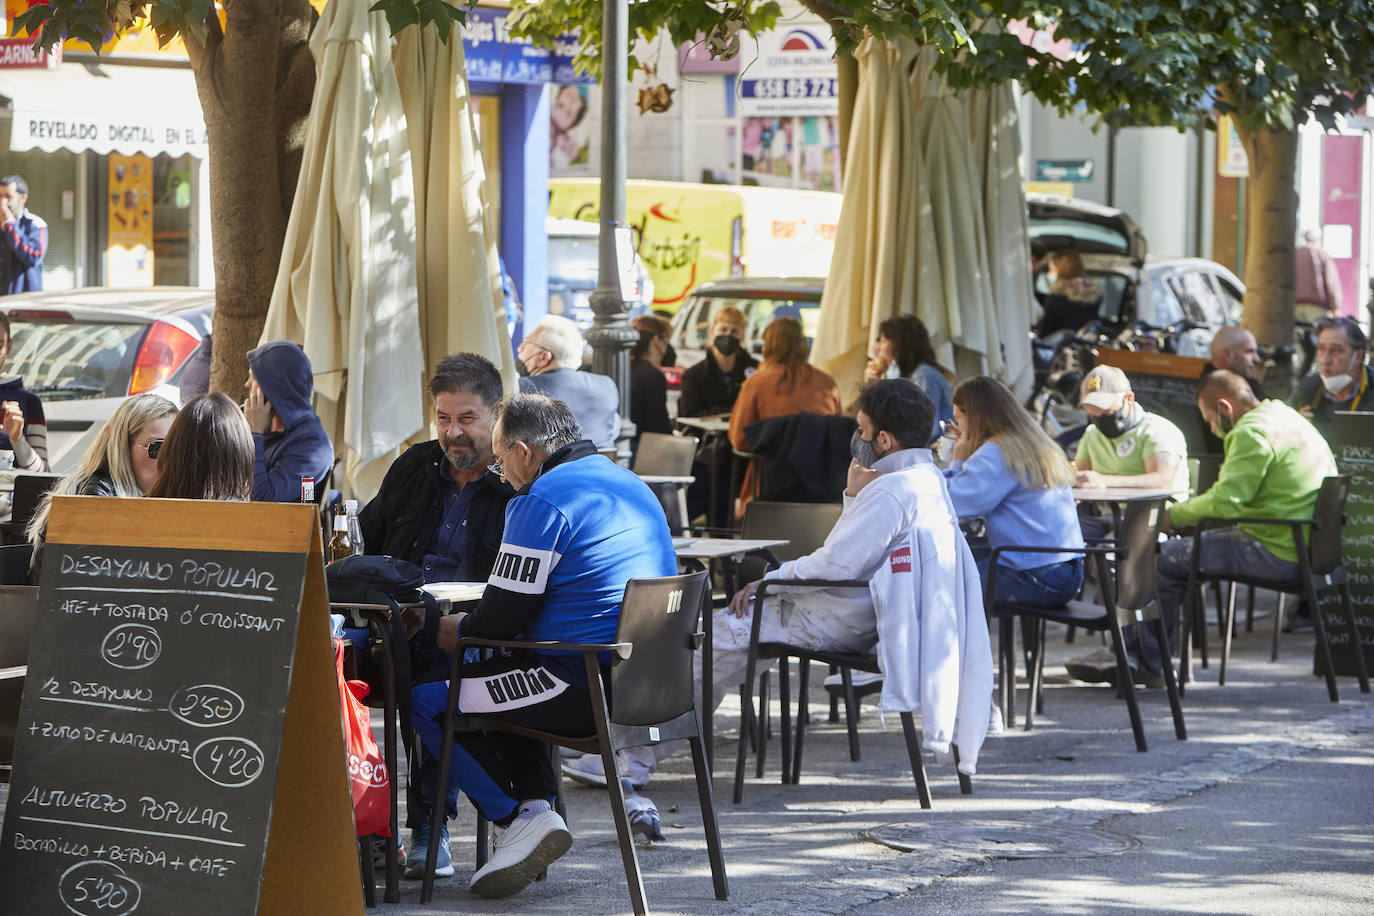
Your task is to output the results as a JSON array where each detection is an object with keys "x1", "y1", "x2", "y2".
[{"x1": 563, "y1": 378, "x2": 994, "y2": 791}]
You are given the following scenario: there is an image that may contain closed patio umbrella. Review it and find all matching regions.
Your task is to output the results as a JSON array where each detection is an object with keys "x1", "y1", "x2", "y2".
[
  {"x1": 969, "y1": 80, "x2": 1035, "y2": 400},
  {"x1": 812, "y1": 36, "x2": 949, "y2": 402}
]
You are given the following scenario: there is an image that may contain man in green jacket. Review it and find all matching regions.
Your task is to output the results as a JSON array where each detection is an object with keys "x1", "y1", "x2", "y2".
[{"x1": 1140, "y1": 371, "x2": 1337, "y2": 680}]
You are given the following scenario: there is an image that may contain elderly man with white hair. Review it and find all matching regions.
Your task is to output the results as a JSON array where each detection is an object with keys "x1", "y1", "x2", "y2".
[{"x1": 516, "y1": 315, "x2": 622, "y2": 450}]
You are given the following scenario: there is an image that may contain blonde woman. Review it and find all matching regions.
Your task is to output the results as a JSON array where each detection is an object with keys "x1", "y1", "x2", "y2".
[
  {"x1": 945, "y1": 376, "x2": 1084, "y2": 606},
  {"x1": 27, "y1": 393, "x2": 178, "y2": 578},
  {"x1": 1035, "y1": 249, "x2": 1102, "y2": 337}
]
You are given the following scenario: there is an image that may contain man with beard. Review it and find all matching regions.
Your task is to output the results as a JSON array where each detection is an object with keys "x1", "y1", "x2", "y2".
[{"x1": 358, "y1": 352, "x2": 514, "y2": 877}]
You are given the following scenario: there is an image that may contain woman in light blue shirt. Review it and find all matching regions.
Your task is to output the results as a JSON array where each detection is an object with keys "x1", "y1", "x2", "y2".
[
  {"x1": 944, "y1": 376, "x2": 1084, "y2": 606},
  {"x1": 864, "y1": 315, "x2": 953, "y2": 444}
]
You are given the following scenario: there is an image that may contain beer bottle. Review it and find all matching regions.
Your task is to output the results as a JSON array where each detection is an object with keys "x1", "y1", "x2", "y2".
[{"x1": 329, "y1": 505, "x2": 350, "y2": 562}]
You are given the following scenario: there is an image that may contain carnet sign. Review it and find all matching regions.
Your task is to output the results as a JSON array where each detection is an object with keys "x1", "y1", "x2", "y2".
[{"x1": 0, "y1": 498, "x2": 361, "y2": 916}]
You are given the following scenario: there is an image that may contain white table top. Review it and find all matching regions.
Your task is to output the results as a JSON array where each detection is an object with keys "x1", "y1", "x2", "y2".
[
  {"x1": 638, "y1": 474, "x2": 695, "y2": 485},
  {"x1": 421, "y1": 581, "x2": 487, "y2": 604},
  {"x1": 675, "y1": 536, "x2": 788, "y2": 560},
  {"x1": 675, "y1": 416, "x2": 730, "y2": 434},
  {"x1": 1072, "y1": 487, "x2": 1188, "y2": 502}
]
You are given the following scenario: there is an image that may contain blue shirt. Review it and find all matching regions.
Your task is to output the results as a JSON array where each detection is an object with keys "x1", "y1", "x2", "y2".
[
  {"x1": 944, "y1": 440, "x2": 1083, "y2": 570},
  {"x1": 420, "y1": 474, "x2": 479, "y2": 582}
]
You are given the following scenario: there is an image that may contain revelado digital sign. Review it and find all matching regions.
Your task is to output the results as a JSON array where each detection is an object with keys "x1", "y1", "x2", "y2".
[{"x1": 26, "y1": 118, "x2": 99, "y2": 140}]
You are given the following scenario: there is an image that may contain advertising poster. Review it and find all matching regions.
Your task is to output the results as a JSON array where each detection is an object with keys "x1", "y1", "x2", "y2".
[{"x1": 106, "y1": 153, "x2": 154, "y2": 287}]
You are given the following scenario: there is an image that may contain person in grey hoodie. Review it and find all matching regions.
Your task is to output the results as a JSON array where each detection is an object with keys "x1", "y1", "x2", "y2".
[{"x1": 243, "y1": 340, "x2": 334, "y2": 502}]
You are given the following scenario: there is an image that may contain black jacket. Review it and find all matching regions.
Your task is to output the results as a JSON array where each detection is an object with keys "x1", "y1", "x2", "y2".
[
  {"x1": 630, "y1": 359, "x2": 673, "y2": 439},
  {"x1": 358, "y1": 440, "x2": 513, "y2": 580},
  {"x1": 678, "y1": 349, "x2": 757, "y2": 418},
  {"x1": 745, "y1": 411, "x2": 856, "y2": 503}
]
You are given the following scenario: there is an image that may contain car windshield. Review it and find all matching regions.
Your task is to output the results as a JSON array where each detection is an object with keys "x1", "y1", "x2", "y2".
[
  {"x1": 548, "y1": 235, "x2": 599, "y2": 278},
  {"x1": 7, "y1": 319, "x2": 143, "y2": 400}
]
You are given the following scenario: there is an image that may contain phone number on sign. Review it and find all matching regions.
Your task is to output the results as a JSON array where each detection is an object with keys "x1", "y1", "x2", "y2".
[{"x1": 741, "y1": 77, "x2": 837, "y2": 100}]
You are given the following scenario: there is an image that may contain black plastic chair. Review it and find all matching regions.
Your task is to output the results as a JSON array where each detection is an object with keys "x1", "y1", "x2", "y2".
[
  {"x1": 731, "y1": 575, "x2": 972, "y2": 807},
  {"x1": 419, "y1": 571, "x2": 726, "y2": 915},
  {"x1": 989, "y1": 498, "x2": 1187, "y2": 752},
  {"x1": 1179, "y1": 475, "x2": 1370, "y2": 701}
]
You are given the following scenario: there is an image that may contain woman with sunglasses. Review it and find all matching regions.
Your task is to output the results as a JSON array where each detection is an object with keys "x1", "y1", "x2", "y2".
[{"x1": 26, "y1": 393, "x2": 178, "y2": 579}]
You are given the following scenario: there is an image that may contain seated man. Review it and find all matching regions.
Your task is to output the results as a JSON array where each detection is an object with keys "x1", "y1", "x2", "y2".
[
  {"x1": 410, "y1": 394, "x2": 676, "y2": 899},
  {"x1": 242, "y1": 340, "x2": 335, "y2": 501},
  {"x1": 1073, "y1": 365, "x2": 1190, "y2": 540},
  {"x1": 516, "y1": 314, "x2": 621, "y2": 450},
  {"x1": 1290, "y1": 316, "x2": 1374, "y2": 440},
  {"x1": 1142, "y1": 371, "x2": 1336, "y2": 681},
  {"x1": 566, "y1": 378, "x2": 994, "y2": 794},
  {"x1": 358, "y1": 353, "x2": 514, "y2": 877}
]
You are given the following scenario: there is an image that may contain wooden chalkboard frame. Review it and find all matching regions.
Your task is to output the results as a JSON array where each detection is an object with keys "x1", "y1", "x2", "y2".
[{"x1": 0, "y1": 497, "x2": 362, "y2": 916}]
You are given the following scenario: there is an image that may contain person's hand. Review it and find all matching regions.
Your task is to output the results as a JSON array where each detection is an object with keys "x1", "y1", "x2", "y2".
[
  {"x1": 401, "y1": 605, "x2": 427, "y2": 640},
  {"x1": 952, "y1": 436, "x2": 973, "y2": 462},
  {"x1": 1, "y1": 401, "x2": 23, "y2": 443},
  {"x1": 728, "y1": 580, "x2": 760, "y2": 618},
  {"x1": 243, "y1": 381, "x2": 273, "y2": 435},
  {"x1": 436, "y1": 613, "x2": 466, "y2": 652},
  {"x1": 1075, "y1": 469, "x2": 1106, "y2": 489},
  {"x1": 0, "y1": 199, "x2": 12, "y2": 224},
  {"x1": 846, "y1": 458, "x2": 881, "y2": 497}
]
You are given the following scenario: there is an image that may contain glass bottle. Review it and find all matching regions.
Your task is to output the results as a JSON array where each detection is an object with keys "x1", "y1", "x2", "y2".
[
  {"x1": 329, "y1": 505, "x2": 350, "y2": 563},
  {"x1": 344, "y1": 499, "x2": 364, "y2": 556}
]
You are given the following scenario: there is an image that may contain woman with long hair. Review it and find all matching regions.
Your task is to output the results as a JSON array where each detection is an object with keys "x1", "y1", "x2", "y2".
[
  {"x1": 628, "y1": 314, "x2": 674, "y2": 443},
  {"x1": 26, "y1": 393, "x2": 179, "y2": 577},
  {"x1": 1035, "y1": 249, "x2": 1102, "y2": 336},
  {"x1": 728, "y1": 317, "x2": 841, "y2": 509},
  {"x1": 945, "y1": 376, "x2": 1083, "y2": 606},
  {"x1": 864, "y1": 314, "x2": 953, "y2": 442},
  {"x1": 147, "y1": 392, "x2": 255, "y2": 501}
]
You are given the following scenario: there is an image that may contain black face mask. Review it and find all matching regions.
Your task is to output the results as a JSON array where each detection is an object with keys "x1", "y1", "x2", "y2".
[
  {"x1": 1091, "y1": 407, "x2": 1130, "y2": 439},
  {"x1": 850, "y1": 428, "x2": 880, "y2": 468},
  {"x1": 713, "y1": 335, "x2": 740, "y2": 357}
]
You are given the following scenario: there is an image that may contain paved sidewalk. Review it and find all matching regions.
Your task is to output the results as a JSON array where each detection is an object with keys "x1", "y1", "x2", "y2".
[{"x1": 3, "y1": 602, "x2": 1371, "y2": 914}]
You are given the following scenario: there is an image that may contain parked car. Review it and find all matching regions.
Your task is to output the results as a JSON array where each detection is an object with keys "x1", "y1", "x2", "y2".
[
  {"x1": 1028, "y1": 193, "x2": 1244, "y2": 357},
  {"x1": 1, "y1": 287, "x2": 213, "y2": 472},
  {"x1": 668, "y1": 276, "x2": 825, "y2": 369},
  {"x1": 546, "y1": 217, "x2": 651, "y2": 334}
]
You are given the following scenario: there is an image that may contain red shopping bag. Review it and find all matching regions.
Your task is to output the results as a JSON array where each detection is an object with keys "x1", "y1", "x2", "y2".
[{"x1": 333, "y1": 638, "x2": 391, "y2": 837}]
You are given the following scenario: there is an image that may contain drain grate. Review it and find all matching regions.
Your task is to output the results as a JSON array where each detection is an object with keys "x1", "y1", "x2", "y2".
[{"x1": 865, "y1": 819, "x2": 1140, "y2": 859}]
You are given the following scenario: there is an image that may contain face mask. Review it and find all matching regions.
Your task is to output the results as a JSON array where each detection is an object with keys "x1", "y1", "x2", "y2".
[
  {"x1": 1091, "y1": 407, "x2": 1130, "y2": 439},
  {"x1": 713, "y1": 335, "x2": 739, "y2": 357},
  {"x1": 1322, "y1": 372, "x2": 1354, "y2": 395},
  {"x1": 850, "y1": 428, "x2": 880, "y2": 468},
  {"x1": 1215, "y1": 409, "x2": 1235, "y2": 438}
]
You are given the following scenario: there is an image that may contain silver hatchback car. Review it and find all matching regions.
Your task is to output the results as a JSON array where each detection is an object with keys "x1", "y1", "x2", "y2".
[{"x1": 1, "y1": 287, "x2": 213, "y2": 472}]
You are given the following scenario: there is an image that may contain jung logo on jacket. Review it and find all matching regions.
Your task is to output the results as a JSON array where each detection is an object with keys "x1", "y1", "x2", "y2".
[{"x1": 889, "y1": 543, "x2": 912, "y2": 574}]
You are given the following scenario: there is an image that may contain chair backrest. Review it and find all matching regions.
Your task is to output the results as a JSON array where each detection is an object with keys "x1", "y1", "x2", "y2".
[
  {"x1": 1308, "y1": 475, "x2": 1350, "y2": 576},
  {"x1": 736, "y1": 500, "x2": 843, "y2": 584},
  {"x1": 0, "y1": 585, "x2": 39, "y2": 768},
  {"x1": 10, "y1": 473, "x2": 62, "y2": 533},
  {"x1": 1112, "y1": 497, "x2": 1169, "y2": 618},
  {"x1": 609, "y1": 570, "x2": 711, "y2": 727},
  {"x1": 632, "y1": 432, "x2": 698, "y2": 477},
  {"x1": 0, "y1": 544, "x2": 34, "y2": 586}
]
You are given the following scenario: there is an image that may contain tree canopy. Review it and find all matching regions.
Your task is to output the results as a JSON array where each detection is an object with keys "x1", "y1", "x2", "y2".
[{"x1": 939, "y1": 1, "x2": 1374, "y2": 133}]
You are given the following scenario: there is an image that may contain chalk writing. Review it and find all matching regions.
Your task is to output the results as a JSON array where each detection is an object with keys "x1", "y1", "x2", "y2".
[
  {"x1": 168, "y1": 685, "x2": 244, "y2": 729},
  {"x1": 58, "y1": 859, "x2": 142, "y2": 916},
  {"x1": 192, "y1": 738, "x2": 265, "y2": 789},
  {"x1": 100, "y1": 625, "x2": 162, "y2": 670}
]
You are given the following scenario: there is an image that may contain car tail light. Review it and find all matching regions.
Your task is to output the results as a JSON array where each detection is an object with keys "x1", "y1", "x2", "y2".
[
  {"x1": 5, "y1": 309, "x2": 74, "y2": 321},
  {"x1": 130, "y1": 320, "x2": 200, "y2": 394}
]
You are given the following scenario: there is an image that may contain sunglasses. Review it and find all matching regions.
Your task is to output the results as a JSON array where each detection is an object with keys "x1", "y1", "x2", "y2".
[{"x1": 135, "y1": 439, "x2": 164, "y2": 461}]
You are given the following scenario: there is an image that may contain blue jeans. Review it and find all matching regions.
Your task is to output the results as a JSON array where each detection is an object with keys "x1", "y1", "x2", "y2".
[
  {"x1": 975, "y1": 550, "x2": 1084, "y2": 607},
  {"x1": 1142, "y1": 528, "x2": 1298, "y2": 675}
]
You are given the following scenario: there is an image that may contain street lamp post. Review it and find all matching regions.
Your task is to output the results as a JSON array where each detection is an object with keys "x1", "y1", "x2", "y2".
[{"x1": 585, "y1": 0, "x2": 637, "y2": 456}]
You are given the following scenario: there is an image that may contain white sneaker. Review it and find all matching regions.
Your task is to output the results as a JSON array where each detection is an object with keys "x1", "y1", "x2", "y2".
[{"x1": 469, "y1": 810, "x2": 572, "y2": 899}]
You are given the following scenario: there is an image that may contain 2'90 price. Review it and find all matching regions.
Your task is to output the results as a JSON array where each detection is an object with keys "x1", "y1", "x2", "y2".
[{"x1": 99, "y1": 624, "x2": 162, "y2": 670}]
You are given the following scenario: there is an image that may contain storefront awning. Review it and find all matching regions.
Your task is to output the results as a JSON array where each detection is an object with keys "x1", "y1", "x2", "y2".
[{"x1": 0, "y1": 61, "x2": 207, "y2": 160}]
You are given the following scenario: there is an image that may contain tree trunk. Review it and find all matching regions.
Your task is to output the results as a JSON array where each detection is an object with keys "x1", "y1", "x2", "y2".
[
  {"x1": 799, "y1": 0, "x2": 857, "y2": 177},
  {"x1": 185, "y1": 0, "x2": 317, "y2": 395},
  {"x1": 1235, "y1": 122, "x2": 1299, "y2": 391}
]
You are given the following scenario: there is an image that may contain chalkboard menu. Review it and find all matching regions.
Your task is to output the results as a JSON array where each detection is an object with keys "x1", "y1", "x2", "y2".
[
  {"x1": 0, "y1": 497, "x2": 362, "y2": 916},
  {"x1": 1095, "y1": 350, "x2": 1211, "y2": 455},
  {"x1": 1326, "y1": 413, "x2": 1374, "y2": 677}
]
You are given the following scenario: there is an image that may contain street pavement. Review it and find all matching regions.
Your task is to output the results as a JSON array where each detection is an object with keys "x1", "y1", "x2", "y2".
[{"x1": 3, "y1": 596, "x2": 1371, "y2": 913}]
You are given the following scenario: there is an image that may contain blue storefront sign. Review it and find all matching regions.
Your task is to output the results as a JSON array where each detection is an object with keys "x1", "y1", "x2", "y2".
[{"x1": 462, "y1": 7, "x2": 592, "y2": 85}]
